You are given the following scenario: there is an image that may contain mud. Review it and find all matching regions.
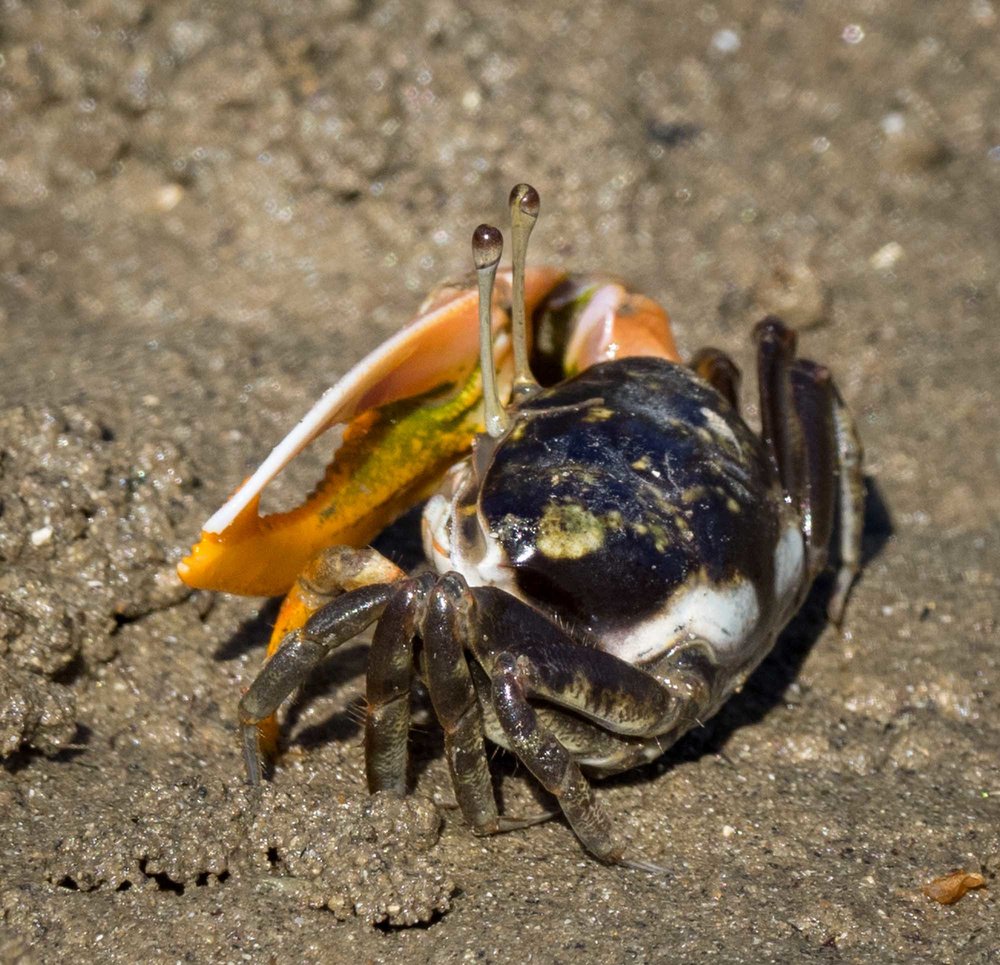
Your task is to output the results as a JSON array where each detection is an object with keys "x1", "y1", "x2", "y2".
[{"x1": 1, "y1": 1, "x2": 998, "y2": 961}]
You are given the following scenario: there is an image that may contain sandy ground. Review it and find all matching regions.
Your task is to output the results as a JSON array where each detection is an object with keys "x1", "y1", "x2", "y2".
[{"x1": 1, "y1": 1, "x2": 998, "y2": 961}]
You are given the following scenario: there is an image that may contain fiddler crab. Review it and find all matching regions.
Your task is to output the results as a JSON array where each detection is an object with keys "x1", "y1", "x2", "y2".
[{"x1": 179, "y1": 184, "x2": 863, "y2": 870}]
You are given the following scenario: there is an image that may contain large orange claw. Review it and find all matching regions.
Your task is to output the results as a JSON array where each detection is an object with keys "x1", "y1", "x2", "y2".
[{"x1": 178, "y1": 267, "x2": 565, "y2": 598}]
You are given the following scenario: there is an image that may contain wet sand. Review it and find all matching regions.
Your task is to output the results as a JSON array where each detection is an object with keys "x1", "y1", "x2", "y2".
[{"x1": 1, "y1": 1, "x2": 997, "y2": 961}]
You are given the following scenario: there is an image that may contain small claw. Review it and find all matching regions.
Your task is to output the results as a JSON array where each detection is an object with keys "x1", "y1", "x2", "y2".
[{"x1": 563, "y1": 283, "x2": 681, "y2": 373}]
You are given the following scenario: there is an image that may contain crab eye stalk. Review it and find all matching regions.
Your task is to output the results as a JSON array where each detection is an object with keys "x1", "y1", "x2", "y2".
[
  {"x1": 472, "y1": 223, "x2": 509, "y2": 438},
  {"x1": 508, "y1": 183, "x2": 541, "y2": 401}
]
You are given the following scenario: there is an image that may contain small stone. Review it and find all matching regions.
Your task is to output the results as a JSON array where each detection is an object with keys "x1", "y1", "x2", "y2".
[
  {"x1": 30, "y1": 526, "x2": 53, "y2": 547},
  {"x1": 870, "y1": 242, "x2": 903, "y2": 270},
  {"x1": 711, "y1": 29, "x2": 741, "y2": 54},
  {"x1": 154, "y1": 184, "x2": 185, "y2": 213},
  {"x1": 752, "y1": 260, "x2": 830, "y2": 330}
]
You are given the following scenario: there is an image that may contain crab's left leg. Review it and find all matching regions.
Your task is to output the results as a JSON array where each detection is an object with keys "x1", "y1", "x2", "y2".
[
  {"x1": 364, "y1": 572, "x2": 435, "y2": 795},
  {"x1": 271, "y1": 546, "x2": 406, "y2": 649},
  {"x1": 420, "y1": 575, "x2": 556, "y2": 834},
  {"x1": 238, "y1": 579, "x2": 398, "y2": 784},
  {"x1": 252, "y1": 547, "x2": 405, "y2": 757},
  {"x1": 420, "y1": 575, "x2": 501, "y2": 834}
]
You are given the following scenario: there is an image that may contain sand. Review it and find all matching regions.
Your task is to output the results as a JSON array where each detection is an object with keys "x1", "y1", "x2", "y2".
[{"x1": 1, "y1": 1, "x2": 997, "y2": 961}]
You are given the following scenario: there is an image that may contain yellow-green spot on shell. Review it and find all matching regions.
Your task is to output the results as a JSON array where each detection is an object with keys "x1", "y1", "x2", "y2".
[{"x1": 537, "y1": 502, "x2": 606, "y2": 559}]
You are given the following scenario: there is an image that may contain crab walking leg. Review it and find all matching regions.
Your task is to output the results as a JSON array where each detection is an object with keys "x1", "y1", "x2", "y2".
[
  {"x1": 756, "y1": 328, "x2": 864, "y2": 624},
  {"x1": 257, "y1": 547, "x2": 405, "y2": 758},
  {"x1": 268, "y1": 547, "x2": 406, "y2": 658},
  {"x1": 463, "y1": 588, "x2": 703, "y2": 864},
  {"x1": 689, "y1": 346, "x2": 742, "y2": 414},
  {"x1": 364, "y1": 574, "x2": 434, "y2": 796},
  {"x1": 238, "y1": 583, "x2": 395, "y2": 785},
  {"x1": 754, "y1": 317, "x2": 806, "y2": 509},
  {"x1": 421, "y1": 574, "x2": 502, "y2": 833},
  {"x1": 788, "y1": 360, "x2": 838, "y2": 582},
  {"x1": 470, "y1": 587, "x2": 681, "y2": 735},
  {"x1": 828, "y1": 383, "x2": 865, "y2": 625},
  {"x1": 490, "y1": 653, "x2": 624, "y2": 863}
]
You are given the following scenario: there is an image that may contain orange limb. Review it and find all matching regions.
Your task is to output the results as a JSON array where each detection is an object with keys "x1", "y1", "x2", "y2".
[{"x1": 180, "y1": 382, "x2": 482, "y2": 598}]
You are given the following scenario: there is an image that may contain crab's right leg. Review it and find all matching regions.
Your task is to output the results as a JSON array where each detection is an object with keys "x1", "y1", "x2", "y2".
[
  {"x1": 753, "y1": 319, "x2": 864, "y2": 621},
  {"x1": 239, "y1": 551, "x2": 404, "y2": 783},
  {"x1": 826, "y1": 380, "x2": 865, "y2": 623},
  {"x1": 250, "y1": 547, "x2": 405, "y2": 758},
  {"x1": 788, "y1": 359, "x2": 863, "y2": 623}
]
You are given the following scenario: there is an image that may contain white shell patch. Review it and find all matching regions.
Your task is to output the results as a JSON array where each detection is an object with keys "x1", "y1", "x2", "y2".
[
  {"x1": 421, "y1": 493, "x2": 453, "y2": 574},
  {"x1": 605, "y1": 578, "x2": 761, "y2": 666}
]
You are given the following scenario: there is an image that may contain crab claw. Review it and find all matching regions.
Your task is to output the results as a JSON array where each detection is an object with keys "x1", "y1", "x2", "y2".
[{"x1": 178, "y1": 267, "x2": 565, "y2": 598}]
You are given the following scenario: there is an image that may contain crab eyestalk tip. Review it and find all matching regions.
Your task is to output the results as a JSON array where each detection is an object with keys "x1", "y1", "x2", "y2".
[
  {"x1": 472, "y1": 223, "x2": 509, "y2": 437},
  {"x1": 472, "y1": 223, "x2": 503, "y2": 270},
  {"x1": 508, "y1": 183, "x2": 541, "y2": 401},
  {"x1": 509, "y1": 182, "x2": 540, "y2": 219}
]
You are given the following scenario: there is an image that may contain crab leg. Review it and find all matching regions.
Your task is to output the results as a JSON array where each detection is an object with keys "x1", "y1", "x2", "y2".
[
  {"x1": 828, "y1": 384, "x2": 865, "y2": 624},
  {"x1": 753, "y1": 320, "x2": 865, "y2": 622},
  {"x1": 255, "y1": 546, "x2": 405, "y2": 758},
  {"x1": 754, "y1": 317, "x2": 805, "y2": 506},
  {"x1": 365, "y1": 574, "x2": 433, "y2": 796},
  {"x1": 690, "y1": 346, "x2": 742, "y2": 412},
  {"x1": 238, "y1": 582, "x2": 396, "y2": 784},
  {"x1": 422, "y1": 574, "x2": 502, "y2": 832},
  {"x1": 461, "y1": 585, "x2": 699, "y2": 867},
  {"x1": 788, "y1": 360, "x2": 838, "y2": 579}
]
